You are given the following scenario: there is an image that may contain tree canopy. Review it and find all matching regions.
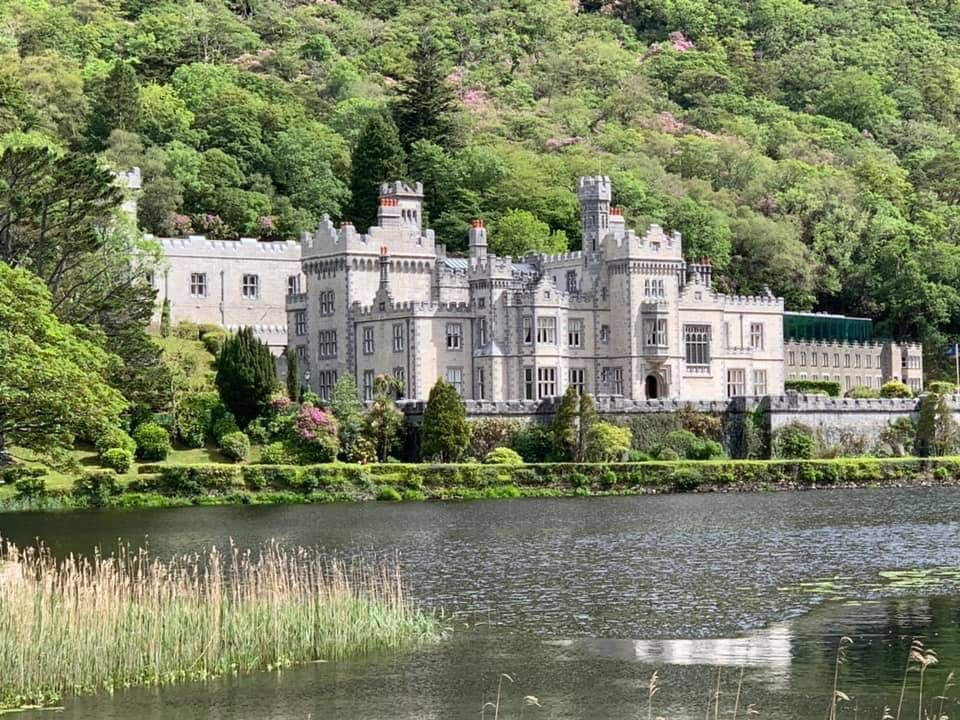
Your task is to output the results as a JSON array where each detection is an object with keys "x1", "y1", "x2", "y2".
[
  {"x1": 0, "y1": 261, "x2": 126, "y2": 464},
  {"x1": 5, "y1": 0, "x2": 960, "y2": 374}
]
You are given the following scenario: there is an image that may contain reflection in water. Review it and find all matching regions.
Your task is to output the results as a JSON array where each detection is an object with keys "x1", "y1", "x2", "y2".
[{"x1": 3, "y1": 489, "x2": 960, "y2": 719}]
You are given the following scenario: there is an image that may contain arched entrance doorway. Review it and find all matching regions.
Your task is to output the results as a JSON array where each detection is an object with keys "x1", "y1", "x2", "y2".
[{"x1": 645, "y1": 375, "x2": 659, "y2": 399}]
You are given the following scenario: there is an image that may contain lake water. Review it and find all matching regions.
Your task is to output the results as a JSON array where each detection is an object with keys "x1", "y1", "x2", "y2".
[{"x1": 3, "y1": 488, "x2": 960, "y2": 719}]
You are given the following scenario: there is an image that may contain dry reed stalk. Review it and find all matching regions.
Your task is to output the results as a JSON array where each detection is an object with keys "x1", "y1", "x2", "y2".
[{"x1": 0, "y1": 536, "x2": 437, "y2": 711}]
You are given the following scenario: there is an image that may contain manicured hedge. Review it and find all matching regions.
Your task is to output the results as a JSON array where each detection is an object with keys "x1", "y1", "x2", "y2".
[
  {"x1": 119, "y1": 457, "x2": 960, "y2": 502},
  {"x1": 784, "y1": 380, "x2": 842, "y2": 397}
]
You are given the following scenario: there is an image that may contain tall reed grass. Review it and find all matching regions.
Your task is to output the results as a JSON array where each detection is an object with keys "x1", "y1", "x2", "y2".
[{"x1": 0, "y1": 538, "x2": 437, "y2": 710}]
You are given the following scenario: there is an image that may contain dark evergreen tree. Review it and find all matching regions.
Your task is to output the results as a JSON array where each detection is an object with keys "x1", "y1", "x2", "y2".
[
  {"x1": 285, "y1": 347, "x2": 300, "y2": 401},
  {"x1": 578, "y1": 391, "x2": 598, "y2": 462},
  {"x1": 914, "y1": 392, "x2": 958, "y2": 457},
  {"x1": 420, "y1": 379, "x2": 470, "y2": 462},
  {"x1": 393, "y1": 31, "x2": 458, "y2": 151},
  {"x1": 553, "y1": 385, "x2": 579, "y2": 461},
  {"x1": 215, "y1": 327, "x2": 277, "y2": 427},
  {"x1": 87, "y1": 61, "x2": 141, "y2": 149},
  {"x1": 159, "y1": 298, "x2": 171, "y2": 338},
  {"x1": 349, "y1": 113, "x2": 406, "y2": 232}
]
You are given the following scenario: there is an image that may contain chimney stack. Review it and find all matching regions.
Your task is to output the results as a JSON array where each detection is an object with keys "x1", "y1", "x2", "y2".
[{"x1": 469, "y1": 218, "x2": 487, "y2": 262}]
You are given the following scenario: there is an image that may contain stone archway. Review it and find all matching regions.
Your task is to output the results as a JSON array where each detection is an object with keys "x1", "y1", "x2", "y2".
[{"x1": 645, "y1": 374, "x2": 660, "y2": 399}]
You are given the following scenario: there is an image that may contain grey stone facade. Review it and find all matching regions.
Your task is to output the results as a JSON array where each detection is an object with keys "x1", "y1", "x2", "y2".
[{"x1": 294, "y1": 177, "x2": 787, "y2": 402}]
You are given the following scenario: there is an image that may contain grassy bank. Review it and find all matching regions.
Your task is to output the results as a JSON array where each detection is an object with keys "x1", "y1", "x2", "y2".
[
  {"x1": 0, "y1": 540, "x2": 437, "y2": 710},
  {"x1": 4, "y1": 457, "x2": 960, "y2": 513}
]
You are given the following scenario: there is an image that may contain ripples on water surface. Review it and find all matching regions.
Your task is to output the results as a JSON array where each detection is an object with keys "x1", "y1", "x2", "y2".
[{"x1": 3, "y1": 487, "x2": 960, "y2": 719}]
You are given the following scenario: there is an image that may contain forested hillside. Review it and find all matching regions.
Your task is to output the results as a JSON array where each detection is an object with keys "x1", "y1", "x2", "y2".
[{"x1": 3, "y1": 0, "x2": 960, "y2": 373}]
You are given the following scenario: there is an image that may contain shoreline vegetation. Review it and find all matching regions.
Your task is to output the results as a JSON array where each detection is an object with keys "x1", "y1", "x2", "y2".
[
  {"x1": 0, "y1": 539, "x2": 437, "y2": 711},
  {"x1": 3, "y1": 457, "x2": 960, "y2": 514}
]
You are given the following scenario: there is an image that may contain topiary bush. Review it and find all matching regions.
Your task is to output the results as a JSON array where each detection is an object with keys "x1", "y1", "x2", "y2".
[
  {"x1": 586, "y1": 422, "x2": 632, "y2": 461},
  {"x1": 94, "y1": 426, "x2": 136, "y2": 457},
  {"x1": 483, "y1": 447, "x2": 524, "y2": 465},
  {"x1": 132, "y1": 422, "x2": 172, "y2": 461},
  {"x1": 657, "y1": 447, "x2": 680, "y2": 461},
  {"x1": 100, "y1": 448, "x2": 133, "y2": 474},
  {"x1": 785, "y1": 380, "x2": 841, "y2": 397},
  {"x1": 927, "y1": 381, "x2": 957, "y2": 395},
  {"x1": 773, "y1": 421, "x2": 816, "y2": 459},
  {"x1": 219, "y1": 431, "x2": 251, "y2": 463},
  {"x1": 201, "y1": 330, "x2": 227, "y2": 357}
]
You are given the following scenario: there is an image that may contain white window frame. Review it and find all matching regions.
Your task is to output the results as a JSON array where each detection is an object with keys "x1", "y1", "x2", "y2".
[
  {"x1": 569, "y1": 367, "x2": 585, "y2": 394},
  {"x1": 536, "y1": 317, "x2": 557, "y2": 344},
  {"x1": 752, "y1": 369, "x2": 767, "y2": 396},
  {"x1": 684, "y1": 324, "x2": 711, "y2": 366},
  {"x1": 241, "y1": 273, "x2": 260, "y2": 299},
  {"x1": 362, "y1": 327, "x2": 375, "y2": 355},
  {"x1": 190, "y1": 272, "x2": 208, "y2": 297},
  {"x1": 537, "y1": 367, "x2": 557, "y2": 399},
  {"x1": 294, "y1": 310, "x2": 307, "y2": 336},
  {"x1": 749, "y1": 322, "x2": 764, "y2": 350},
  {"x1": 446, "y1": 323, "x2": 463, "y2": 351},
  {"x1": 393, "y1": 323, "x2": 404, "y2": 352},
  {"x1": 568, "y1": 318, "x2": 583, "y2": 348},
  {"x1": 726, "y1": 368, "x2": 746, "y2": 398},
  {"x1": 446, "y1": 366, "x2": 464, "y2": 395}
]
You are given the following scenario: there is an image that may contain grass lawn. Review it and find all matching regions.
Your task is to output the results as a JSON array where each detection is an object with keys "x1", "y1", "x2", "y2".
[{"x1": 0, "y1": 443, "x2": 262, "y2": 502}]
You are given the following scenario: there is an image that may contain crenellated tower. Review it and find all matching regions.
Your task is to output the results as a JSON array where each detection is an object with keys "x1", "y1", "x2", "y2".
[{"x1": 578, "y1": 175, "x2": 612, "y2": 252}]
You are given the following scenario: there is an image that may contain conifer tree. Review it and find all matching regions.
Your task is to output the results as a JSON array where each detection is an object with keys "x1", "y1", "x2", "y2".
[
  {"x1": 215, "y1": 327, "x2": 277, "y2": 427},
  {"x1": 159, "y1": 298, "x2": 171, "y2": 338},
  {"x1": 87, "y1": 61, "x2": 141, "y2": 149},
  {"x1": 915, "y1": 391, "x2": 958, "y2": 457},
  {"x1": 285, "y1": 347, "x2": 300, "y2": 401},
  {"x1": 578, "y1": 391, "x2": 599, "y2": 462},
  {"x1": 553, "y1": 385, "x2": 579, "y2": 461},
  {"x1": 349, "y1": 113, "x2": 406, "y2": 232},
  {"x1": 421, "y1": 379, "x2": 470, "y2": 462},
  {"x1": 393, "y1": 31, "x2": 458, "y2": 151}
]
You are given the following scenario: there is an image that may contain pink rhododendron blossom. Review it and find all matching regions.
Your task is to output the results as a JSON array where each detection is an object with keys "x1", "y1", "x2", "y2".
[
  {"x1": 271, "y1": 395, "x2": 293, "y2": 412},
  {"x1": 294, "y1": 402, "x2": 337, "y2": 441},
  {"x1": 669, "y1": 31, "x2": 695, "y2": 52}
]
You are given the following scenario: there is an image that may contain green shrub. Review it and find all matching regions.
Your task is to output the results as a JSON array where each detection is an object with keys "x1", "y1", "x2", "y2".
[
  {"x1": 72, "y1": 471, "x2": 121, "y2": 506},
  {"x1": 211, "y1": 413, "x2": 240, "y2": 442},
  {"x1": 146, "y1": 465, "x2": 243, "y2": 496},
  {"x1": 927, "y1": 381, "x2": 957, "y2": 395},
  {"x1": 627, "y1": 450, "x2": 652, "y2": 462},
  {"x1": 880, "y1": 380, "x2": 913, "y2": 398},
  {"x1": 846, "y1": 385, "x2": 880, "y2": 399},
  {"x1": 688, "y1": 439, "x2": 725, "y2": 461},
  {"x1": 201, "y1": 330, "x2": 227, "y2": 357},
  {"x1": 486, "y1": 484, "x2": 521, "y2": 498},
  {"x1": 174, "y1": 391, "x2": 222, "y2": 448},
  {"x1": 402, "y1": 488, "x2": 426, "y2": 501},
  {"x1": 661, "y1": 430, "x2": 699, "y2": 457},
  {"x1": 570, "y1": 471, "x2": 589, "y2": 488},
  {"x1": 94, "y1": 427, "x2": 136, "y2": 457},
  {"x1": 657, "y1": 447, "x2": 680, "y2": 461},
  {"x1": 587, "y1": 422, "x2": 632, "y2": 462},
  {"x1": 219, "y1": 431, "x2": 251, "y2": 462},
  {"x1": 132, "y1": 422, "x2": 172, "y2": 461},
  {"x1": 174, "y1": 321, "x2": 199, "y2": 340},
  {"x1": 100, "y1": 448, "x2": 133, "y2": 473},
  {"x1": 14, "y1": 474, "x2": 47, "y2": 499},
  {"x1": 773, "y1": 422, "x2": 816, "y2": 459},
  {"x1": 785, "y1": 380, "x2": 841, "y2": 397},
  {"x1": 671, "y1": 467, "x2": 703, "y2": 492},
  {"x1": 1, "y1": 465, "x2": 47, "y2": 486},
  {"x1": 510, "y1": 423, "x2": 559, "y2": 462},
  {"x1": 601, "y1": 469, "x2": 618, "y2": 487},
  {"x1": 377, "y1": 486, "x2": 402, "y2": 501},
  {"x1": 260, "y1": 441, "x2": 289, "y2": 464},
  {"x1": 483, "y1": 447, "x2": 524, "y2": 465},
  {"x1": 245, "y1": 418, "x2": 270, "y2": 445}
]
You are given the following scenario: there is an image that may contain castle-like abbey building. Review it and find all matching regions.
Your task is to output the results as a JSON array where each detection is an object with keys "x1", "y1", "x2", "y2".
[{"x1": 150, "y1": 175, "x2": 923, "y2": 401}]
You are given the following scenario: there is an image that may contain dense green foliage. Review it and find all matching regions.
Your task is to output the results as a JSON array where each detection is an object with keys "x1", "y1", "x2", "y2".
[
  {"x1": 420, "y1": 379, "x2": 470, "y2": 462},
  {"x1": 0, "y1": 262, "x2": 127, "y2": 464},
  {"x1": 132, "y1": 422, "x2": 172, "y2": 461},
  {"x1": 6, "y1": 0, "x2": 960, "y2": 372},
  {"x1": 784, "y1": 380, "x2": 841, "y2": 397},
  {"x1": 215, "y1": 327, "x2": 277, "y2": 427}
]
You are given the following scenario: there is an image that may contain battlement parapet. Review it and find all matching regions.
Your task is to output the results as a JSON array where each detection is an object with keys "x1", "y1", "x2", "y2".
[
  {"x1": 351, "y1": 299, "x2": 474, "y2": 318},
  {"x1": 154, "y1": 234, "x2": 302, "y2": 259},
  {"x1": 540, "y1": 250, "x2": 585, "y2": 266}
]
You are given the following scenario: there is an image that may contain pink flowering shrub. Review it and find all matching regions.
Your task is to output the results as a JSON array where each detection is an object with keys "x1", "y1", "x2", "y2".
[
  {"x1": 294, "y1": 402, "x2": 337, "y2": 441},
  {"x1": 271, "y1": 394, "x2": 293, "y2": 413},
  {"x1": 172, "y1": 213, "x2": 193, "y2": 236},
  {"x1": 669, "y1": 31, "x2": 695, "y2": 52},
  {"x1": 289, "y1": 402, "x2": 339, "y2": 463}
]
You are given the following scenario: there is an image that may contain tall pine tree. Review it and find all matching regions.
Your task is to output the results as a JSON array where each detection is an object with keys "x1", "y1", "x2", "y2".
[
  {"x1": 285, "y1": 347, "x2": 300, "y2": 401},
  {"x1": 393, "y1": 31, "x2": 458, "y2": 151},
  {"x1": 349, "y1": 113, "x2": 406, "y2": 231},
  {"x1": 87, "y1": 61, "x2": 141, "y2": 149},
  {"x1": 215, "y1": 327, "x2": 277, "y2": 427},
  {"x1": 421, "y1": 379, "x2": 469, "y2": 462}
]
